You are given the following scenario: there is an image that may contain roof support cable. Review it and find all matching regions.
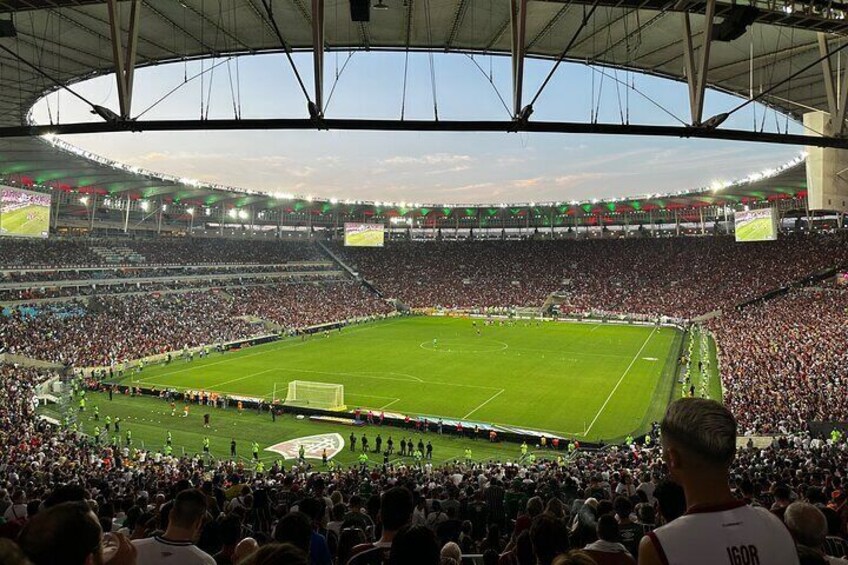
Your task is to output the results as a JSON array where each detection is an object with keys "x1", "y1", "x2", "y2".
[
  {"x1": 260, "y1": 0, "x2": 314, "y2": 105},
  {"x1": 324, "y1": 51, "x2": 355, "y2": 113},
  {"x1": 527, "y1": 0, "x2": 600, "y2": 109},
  {"x1": 400, "y1": 47, "x2": 410, "y2": 120},
  {"x1": 0, "y1": 42, "x2": 99, "y2": 113},
  {"x1": 423, "y1": 0, "x2": 439, "y2": 120},
  {"x1": 134, "y1": 57, "x2": 235, "y2": 120},
  {"x1": 707, "y1": 38, "x2": 848, "y2": 129},
  {"x1": 585, "y1": 63, "x2": 688, "y2": 126},
  {"x1": 464, "y1": 53, "x2": 512, "y2": 117}
]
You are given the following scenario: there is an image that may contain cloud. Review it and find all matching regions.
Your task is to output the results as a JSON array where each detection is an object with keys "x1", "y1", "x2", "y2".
[{"x1": 380, "y1": 153, "x2": 473, "y2": 167}]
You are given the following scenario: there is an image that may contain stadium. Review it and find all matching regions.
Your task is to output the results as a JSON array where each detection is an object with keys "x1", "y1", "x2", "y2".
[{"x1": 0, "y1": 1, "x2": 847, "y2": 564}]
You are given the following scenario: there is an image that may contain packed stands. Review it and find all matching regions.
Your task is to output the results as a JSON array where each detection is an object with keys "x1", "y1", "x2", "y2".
[
  {"x1": 0, "y1": 362, "x2": 845, "y2": 564},
  {"x1": 708, "y1": 287, "x2": 848, "y2": 435},
  {"x1": 0, "y1": 282, "x2": 392, "y2": 367},
  {"x1": 1, "y1": 234, "x2": 847, "y2": 563},
  {"x1": 334, "y1": 234, "x2": 848, "y2": 318},
  {"x1": 0, "y1": 238, "x2": 322, "y2": 268}
]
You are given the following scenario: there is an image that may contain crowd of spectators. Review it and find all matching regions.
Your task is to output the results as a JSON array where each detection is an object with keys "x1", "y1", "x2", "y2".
[
  {"x1": 707, "y1": 287, "x2": 848, "y2": 435},
  {"x1": 227, "y1": 282, "x2": 394, "y2": 329},
  {"x1": 334, "y1": 234, "x2": 848, "y2": 318},
  {"x1": 0, "y1": 281, "x2": 392, "y2": 366},
  {"x1": 0, "y1": 238, "x2": 323, "y2": 268},
  {"x1": 0, "y1": 364, "x2": 844, "y2": 564}
]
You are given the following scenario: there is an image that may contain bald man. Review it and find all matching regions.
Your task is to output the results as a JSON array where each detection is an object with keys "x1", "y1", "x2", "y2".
[{"x1": 785, "y1": 502, "x2": 848, "y2": 564}]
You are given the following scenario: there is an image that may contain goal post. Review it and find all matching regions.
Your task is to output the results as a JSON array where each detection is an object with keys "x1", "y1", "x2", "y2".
[{"x1": 284, "y1": 380, "x2": 346, "y2": 411}]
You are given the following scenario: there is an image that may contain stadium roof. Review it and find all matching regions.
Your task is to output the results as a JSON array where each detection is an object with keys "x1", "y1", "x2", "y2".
[{"x1": 0, "y1": 0, "x2": 833, "y2": 211}]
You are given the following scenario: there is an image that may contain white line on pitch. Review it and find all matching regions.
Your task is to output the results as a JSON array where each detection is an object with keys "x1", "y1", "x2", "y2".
[
  {"x1": 583, "y1": 327, "x2": 657, "y2": 437},
  {"x1": 213, "y1": 368, "x2": 280, "y2": 388},
  {"x1": 462, "y1": 389, "x2": 505, "y2": 420},
  {"x1": 137, "y1": 320, "x2": 398, "y2": 381},
  {"x1": 379, "y1": 398, "x2": 401, "y2": 410}
]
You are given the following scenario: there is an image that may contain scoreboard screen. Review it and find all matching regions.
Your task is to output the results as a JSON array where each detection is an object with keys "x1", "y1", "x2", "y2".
[
  {"x1": 735, "y1": 208, "x2": 777, "y2": 242},
  {"x1": 0, "y1": 186, "x2": 50, "y2": 239},
  {"x1": 344, "y1": 223, "x2": 385, "y2": 247}
]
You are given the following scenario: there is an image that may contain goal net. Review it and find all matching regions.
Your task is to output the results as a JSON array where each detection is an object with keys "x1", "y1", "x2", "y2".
[{"x1": 284, "y1": 380, "x2": 346, "y2": 411}]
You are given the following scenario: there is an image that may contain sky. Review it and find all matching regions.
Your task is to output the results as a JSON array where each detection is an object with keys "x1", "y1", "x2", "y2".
[{"x1": 32, "y1": 52, "x2": 805, "y2": 204}]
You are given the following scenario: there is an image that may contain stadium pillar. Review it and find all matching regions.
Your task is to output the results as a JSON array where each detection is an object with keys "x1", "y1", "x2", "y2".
[
  {"x1": 510, "y1": 0, "x2": 528, "y2": 117},
  {"x1": 675, "y1": 209, "x2": 680, "y2": 236},
  {"x1": 106, "y1": 0, "x2": 142, "y2": 120},
  {"x1": 699, "y1": 207, "x2": 706, "y2": 234},
  {"x1": 88, "y1": 194, "x2": 97, "y2": 232},
  {"x1": 219, "y1": 206, "x2": 225, "y2": 236},
  {"x1": 157, "y1": 198, "x2": 163, "y2": 235},
  {"x1": 123, "y1": 194, "x2": 131, "y2": 233},
  {"x1": 681, "y1": 0, "x2": 716, "y2": 125},
  {"x1": 311, "y1": 0, "x2": 325, "y2": 116},
  {"x1": 804, "y1": 111, "x2": 848, "y2": 213},
  {"x1": 649, "y1": 210, "x2": 655, "y2": 236}
]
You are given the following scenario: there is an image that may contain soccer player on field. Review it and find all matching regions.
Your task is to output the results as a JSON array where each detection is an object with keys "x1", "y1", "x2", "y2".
[
  {"x1": 170, "y1": 401, "x2": 176, "y2": 417},
  {"x1": 203, "y1": 413, "x2": 210, "y2": 429},
  {"x1": 182, "y1": 404, "x2": 189, "y2": 418}
]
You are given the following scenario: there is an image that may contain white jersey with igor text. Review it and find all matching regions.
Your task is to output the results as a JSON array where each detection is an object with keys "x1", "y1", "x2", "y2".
[{"x1": 647, "y1": 500, "x2": 799, "y2": 565}]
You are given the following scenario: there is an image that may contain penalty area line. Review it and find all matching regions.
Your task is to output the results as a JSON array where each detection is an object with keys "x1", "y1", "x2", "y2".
[
  {"x1": 462, "y1": 389, "x2": 505, "y2": 420},
  {"x1": 582, "y1": 327, "x2": 657, "y2": 437}
]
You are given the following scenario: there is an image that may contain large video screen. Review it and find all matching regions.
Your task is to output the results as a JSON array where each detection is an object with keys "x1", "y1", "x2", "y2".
[
  {"x1": 344, "y1": 223, "x2": 384, "y2": 247},
  {"x1": 734, "y1": 208, "x2": 777, "y2": 242},
  {"x1": 0, "y1": 186, "x2": 50, "y2": 239}
]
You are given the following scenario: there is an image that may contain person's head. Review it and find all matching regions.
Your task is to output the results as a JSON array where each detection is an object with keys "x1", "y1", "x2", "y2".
[
  {"x1": 273, "y1": 511, "x2": 312, "y2": 552},
  {"x1": 380, "y1": 487, "x2": 414, "y2": 533},
  {"x1": 613, "y1": 496, "x2": 633, "y2": 520},
  {"x1": 784, "y1": 502, "x2": 827, "y2": 549},
  {"x1": 773, "y1": 483, "x2": 792, "y2": 503},
  {"x1": 440, "y1": 541, "x2": 462, "y2": 563},
  {"x1": 526, "y1": 496, "x2": 544, "y2": 518},
  {"x1": 530, "y1": 513, "x2": 569, "y2": 565},
  {"x1": 239, "y1": 542, "x2": 308, "y2": 565},
  {"x1": 168, "y1": 489, "x2": 208, "y2": 538},
  {"x1": 18, "y1": 501, "x2": 102, "y2": 565},
  {"x1": 331, "y1": 503, "x2": 346, "y2": 521},
  {"x1": 389, "y1": 524, "x2": 440, "y2": 565},
  {"x1": 0, "y1": 538, "x2": 33, "y2": 565},
  {"x1": 551, "y1": 551, "x2": 598, "y2": 565},
  {"x1": 653, "y1": 479, "x2": 687, "y2": 524},
  {"x1": 660, "y1": 398, "x2": 736, "y2": 485},
  {"x1": 596, "y1": 514, "x2": 620, "y2": 543},
  {"x1": 635, "y1": 502, "x2": 655, "y2": 525}
]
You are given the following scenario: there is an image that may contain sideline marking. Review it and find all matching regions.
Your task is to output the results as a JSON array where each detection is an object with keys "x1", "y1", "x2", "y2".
[
  {"x1": 583, "y1": 328, "x2": 657, "y2": 436},
  {"x1": 462, "y1": 389, "x2": 505, "y2": 420},
  {"x1": 133, "y1": 320, "x2": 399, "y2": 382}
]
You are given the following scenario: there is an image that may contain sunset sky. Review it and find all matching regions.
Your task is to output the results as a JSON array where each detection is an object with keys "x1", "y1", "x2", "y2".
[{"x1": 32, "y1": 52, "x2": 804, "y2": 203}]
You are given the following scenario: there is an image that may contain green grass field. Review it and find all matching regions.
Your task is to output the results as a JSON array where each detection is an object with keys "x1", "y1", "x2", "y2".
[
  {"x1": 0, "y1": 204, "x2": 50, "y2": 237},
  {"x1": 44, "y1": 391, "x2": 534, "y2": 467},
  {"x1": 735, "y1": 217, "x2": 776, "y2": 242},
  {"x1": 112, "y1": 317, "x2": 683, "y2": 442}
]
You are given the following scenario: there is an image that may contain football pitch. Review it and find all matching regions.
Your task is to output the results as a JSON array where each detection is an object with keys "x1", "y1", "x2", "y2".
[
  {"x1": 115, "y1": 316, "x2": 683, "y2": 442},
  {"x1": 0, "y1": 204, "x2": 50, "y2": 237}
]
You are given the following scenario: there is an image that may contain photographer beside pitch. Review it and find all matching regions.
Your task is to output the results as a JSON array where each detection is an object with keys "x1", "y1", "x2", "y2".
[{"x1": 639, "y1": 398, "x2": 799, "y2": 565}]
